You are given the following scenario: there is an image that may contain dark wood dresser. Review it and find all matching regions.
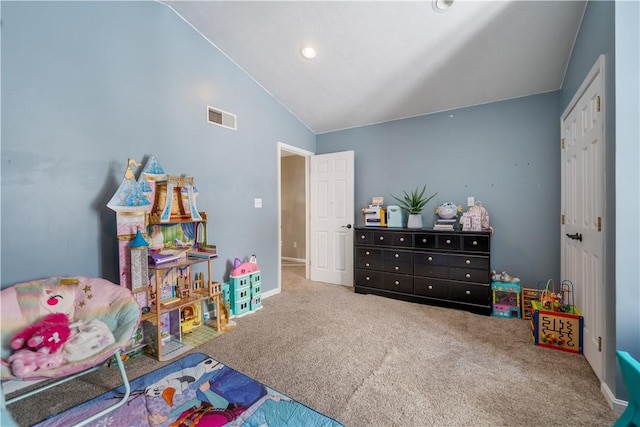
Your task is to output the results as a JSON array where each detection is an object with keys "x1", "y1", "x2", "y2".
[{"x1": 354, "y1": 227, "x2": 492, "y2": 315}]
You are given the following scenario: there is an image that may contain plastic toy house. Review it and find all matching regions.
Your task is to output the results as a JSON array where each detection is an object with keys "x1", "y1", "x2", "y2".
[
  {"x1": 491, "y1": 281, "x2": 522, "y2": 318},
  {"x1": 229, "y1": 257, "x2": 262, "y2": 317}
]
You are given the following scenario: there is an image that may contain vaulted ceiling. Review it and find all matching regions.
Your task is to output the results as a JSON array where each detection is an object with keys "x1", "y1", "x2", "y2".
[{"x1": 164, "y1": 1, "x2": 587, "y2": 134}]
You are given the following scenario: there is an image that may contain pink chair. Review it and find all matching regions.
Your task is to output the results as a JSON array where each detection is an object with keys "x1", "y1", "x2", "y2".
[{"x1": 1, "y1": 276, "x2": 140, "y2": 426}]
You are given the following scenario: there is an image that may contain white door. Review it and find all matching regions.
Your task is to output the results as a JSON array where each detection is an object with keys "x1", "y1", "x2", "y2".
[
  {"x1": 310, "y1": 151, "x2": 354, "y2": 285},
  {"x1": 560, "y1": 55, "x2": 606, "y2": 381}
]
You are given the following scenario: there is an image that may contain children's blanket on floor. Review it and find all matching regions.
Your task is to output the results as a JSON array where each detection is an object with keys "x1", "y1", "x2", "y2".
[{"x1": 35, "y1": 352, "x2": 343, "y2": 427}]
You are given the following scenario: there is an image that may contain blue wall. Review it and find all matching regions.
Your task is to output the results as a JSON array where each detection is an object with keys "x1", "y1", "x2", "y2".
[
  {"x1": 1, "y1": 1, "x2": 315, "y2": 289},
  {"x1": 614, "y1": 0, "x2": 640, "y2": 400},
  {"x1": 318, "y1": 92, "x2": 561, "y2": 289}
]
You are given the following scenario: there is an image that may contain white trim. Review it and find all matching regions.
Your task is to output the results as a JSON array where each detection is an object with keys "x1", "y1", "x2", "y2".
[
  {"x1": 2, "y1": 379, "x2": 44, "y2": 395},
  {"x1": 282, "y1": 257, "x2": 306, "y2": 264},
  {"x1": 601, "y1": 381, "x2": 627, "y2": 415},
  {"x1": 261, "y1": 287, "x2": 281, "y2": 299},
  {"x1": 277, "y1": 142, "x2": 313, "y2": 296}
]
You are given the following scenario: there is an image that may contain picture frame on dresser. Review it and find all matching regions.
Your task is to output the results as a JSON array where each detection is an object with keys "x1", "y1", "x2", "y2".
[{"x1": 354, "y1": 227, "x2": 492, "y2": 315}]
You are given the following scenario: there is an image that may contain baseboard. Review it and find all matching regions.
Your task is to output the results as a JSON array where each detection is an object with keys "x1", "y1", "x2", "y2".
[
  {"x1": 601, "y1": 381, "x2": 627, "y2": 415},
  {"x1": 281, "y1": 257, "x2": 305, "y2": 264},
  {"x1": 262, "y1": 287, "x2": 280, "y2": 299},
  {"x1": 2, "y1": 378, "x2": 43, "y2": 395}
]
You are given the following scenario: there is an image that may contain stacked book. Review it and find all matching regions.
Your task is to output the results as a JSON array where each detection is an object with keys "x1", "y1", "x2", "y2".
[
  {"x1": 148, "y1": 248, "x2": 189, "y2": 266},
  {"x1": 433, "y1": 219, "x2": 457, "y2": 230}
]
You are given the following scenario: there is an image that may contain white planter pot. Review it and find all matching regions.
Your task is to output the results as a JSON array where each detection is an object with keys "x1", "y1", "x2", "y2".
[{"x1": 407, "y1": 214, "x2": 423, "y2": 229}]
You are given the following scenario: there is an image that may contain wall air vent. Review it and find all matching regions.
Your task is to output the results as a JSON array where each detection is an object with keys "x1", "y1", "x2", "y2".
[{"x1": 207, "y1": 106, "x2": 237, "y2": 131}]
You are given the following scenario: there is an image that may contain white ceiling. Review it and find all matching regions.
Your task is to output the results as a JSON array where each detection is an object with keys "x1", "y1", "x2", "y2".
[{"x1": 164, "y1": 1, "x2": 587, "y2": 134}]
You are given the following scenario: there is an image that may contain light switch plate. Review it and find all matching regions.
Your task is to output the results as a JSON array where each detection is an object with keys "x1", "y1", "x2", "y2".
[
  {"x1": 254, "y1": 198, "x2": 262, "y2": 208},
  {"x1": 467, "y1": 196, "x2": 475, "y2": 207}
]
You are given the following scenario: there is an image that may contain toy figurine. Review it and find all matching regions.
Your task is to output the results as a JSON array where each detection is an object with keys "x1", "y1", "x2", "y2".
[
  {"x1": 7, "y1": 348, "x2": 66, "y2": 376},
  {"x1": 10, "y1": 312, "x2": 71, "y2": 354}
]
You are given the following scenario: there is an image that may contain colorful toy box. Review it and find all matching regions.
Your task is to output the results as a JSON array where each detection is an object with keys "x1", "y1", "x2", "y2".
[
  {"x1": 530, "y1": 300, "x2": 583, "y2": 353},
  {"x1": 491, "y1": 281, "x2": 521, "y2": 318}
]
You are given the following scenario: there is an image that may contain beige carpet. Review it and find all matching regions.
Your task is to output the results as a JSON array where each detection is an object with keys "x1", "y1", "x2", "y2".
[{"x1": 6, "y1": 266, "x2": 618, "y2": 426}]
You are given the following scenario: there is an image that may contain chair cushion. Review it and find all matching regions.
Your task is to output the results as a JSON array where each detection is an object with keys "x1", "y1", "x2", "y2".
[{"x1": 1, "y1": 276, "x2": 140, "y2": 380}]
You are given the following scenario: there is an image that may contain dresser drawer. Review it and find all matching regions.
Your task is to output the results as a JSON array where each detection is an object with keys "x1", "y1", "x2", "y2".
[
  {"x1": 355, "y1": 230, "x2": 374, "y2": 245},
  {"x1": 449, "y1": 282, "x2": 491, "y2": 306},
  {"x1": 373, "y1": 231, "x2": 393, "y2": 246},
  {"x1": 462, "y1": 235, "x2": 490, "y2": 252},
  {"x1": 383, "y1": 250, "x2": 413, "y2": 274},
  {"x1": 436, "y1": 234, "x2": 460, "y2": 250},
  {"x1": 414, "y1": 252, "x2": 449, "y2": 278},
  {"x1": 355, "y1": 247, "x2": 384, "y2": 270},
  {"x1": 414, "y1": 251, "x2": 448, "y2": 266},
  {"x1": 449, "y1": 267, "x2": 490, "y2": 283},
  {"x1": 392, "y1": 232, "x2": 413, "y2": 247},
  {"x1": 383, "y1": 273, "x2": 413, "y2": 294},
  {"x1": 413, "y1": 277, "x2": 449, "y2": 299},
  {"x1": 356, "y1": 247, "x2": 383, "y2": 261},
  {"x1": 448, "y1": 254, "x2": 489, "y2": 270},
  {"x1": 414, "y1": 233, "x2": 436, "y2": 249},
  {"x1": 355, "y1": 269, "x2": 384, "y2": 289}
]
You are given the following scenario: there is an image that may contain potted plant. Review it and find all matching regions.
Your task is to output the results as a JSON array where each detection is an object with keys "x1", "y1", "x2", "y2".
[{"x1": 391, "y1": 185, "x2": 438, "y2": 229}]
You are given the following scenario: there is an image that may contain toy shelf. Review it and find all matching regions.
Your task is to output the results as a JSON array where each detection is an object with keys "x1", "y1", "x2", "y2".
[
  {"x1": 148, "y1": 256, "x2": 216, "y2": 271},
  {"x1": 143, "y1": 256, "x2": 222, "y2": 361}
]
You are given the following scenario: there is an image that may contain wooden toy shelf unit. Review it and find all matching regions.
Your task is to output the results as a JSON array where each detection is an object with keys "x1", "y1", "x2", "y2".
[{"x1": 107, "y1": 156, "x2": 222, "y2": 361}]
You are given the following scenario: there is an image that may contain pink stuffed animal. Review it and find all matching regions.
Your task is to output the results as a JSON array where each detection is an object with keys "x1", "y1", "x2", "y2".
[
  {"x1": 8, "y1": 348, "x2": 66, "y2": 376},
  {"x1": 10, "y1": 312, "x2": 71, "y2": 354}
]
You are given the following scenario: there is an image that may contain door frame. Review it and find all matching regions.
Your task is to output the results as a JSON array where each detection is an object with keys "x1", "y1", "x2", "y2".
[{"x1": 277, "y1": 142, "x2": 313, "y2": 294}]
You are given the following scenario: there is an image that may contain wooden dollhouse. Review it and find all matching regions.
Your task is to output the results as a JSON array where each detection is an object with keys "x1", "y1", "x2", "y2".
[{"x1": 108, "y1": 155, "x2": 224, "y2": 361}]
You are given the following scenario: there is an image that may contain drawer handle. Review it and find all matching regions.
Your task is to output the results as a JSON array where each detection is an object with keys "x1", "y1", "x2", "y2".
[
  {"x1": 465, "y1": 290, "x2": 471, "y2": 295},
  {"x1": 466, "y1": 273, "x2": 471, "y2": 278},
  {"x1": 422, "y1": 238, "x2": 427, "y2": 243},
  {"x1": 366, "y1": 251, "x2": 370, "y2": 255},
  {"x1": 473, "y1": 240, "x2": 478, "y2": 246},
  {"x1": 395, "y1": 266, "x2": 399, "y2": 270},
  {"x1": 400, "y1": 237, "x2": 405, "y2": 242},
  {"x1": 395, "y1": 253, "x2": 399, "y2": 258},
  {"x1": 365, "y1": 276, "x2": 370, "y2": 281},
  {"x1": 427, "y1": 256, "x2": 433, "y2": 261},
  {"x1": 395, "y1": 281, "x2": 400, "y2": 285},
  {"x1": 428, "y1": 285, "x2": 433, "y2": 290},
  {"x1": 360, "y1": 235, "x2": 366, "y2": 239},
  {"x1": 465, "y1": 259, "x2": 471, "y2": 264},
  {"x1": 365, "y1": 263, "x2": 370, "y2": 267},
  {"x1": 446, "y1": 239, "x2": 451, "y2": 244},
  {"x1": 380, "y1": 236, "x2": 385, "y2": 241}
]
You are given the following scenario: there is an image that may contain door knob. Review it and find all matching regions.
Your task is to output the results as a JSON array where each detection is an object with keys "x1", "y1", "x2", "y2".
[
  {"x1": 342, "y1": 224, "x2": 352, "y2": 229},
  {"x1": 566, "y1": 233, "x2": 583, "y2": 242}
]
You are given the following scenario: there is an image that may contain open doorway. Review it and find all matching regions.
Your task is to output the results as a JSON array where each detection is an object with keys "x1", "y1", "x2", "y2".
[{"x1": 277, "y1": 143, "x2": 312, "y2": 292}]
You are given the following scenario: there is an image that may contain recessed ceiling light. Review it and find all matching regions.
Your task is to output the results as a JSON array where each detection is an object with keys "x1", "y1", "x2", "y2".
[
  {"x1": 301, "y1": 46, "x2": 317, "y2": 60},
  {"x1": 433, "y1": 0, "x2": 454, "y2": 12}
]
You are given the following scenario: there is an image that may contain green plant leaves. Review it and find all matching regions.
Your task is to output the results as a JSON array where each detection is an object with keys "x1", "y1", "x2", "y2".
[{"x1": 391, "y1": 185, "x2": 438, "y2": 214}]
